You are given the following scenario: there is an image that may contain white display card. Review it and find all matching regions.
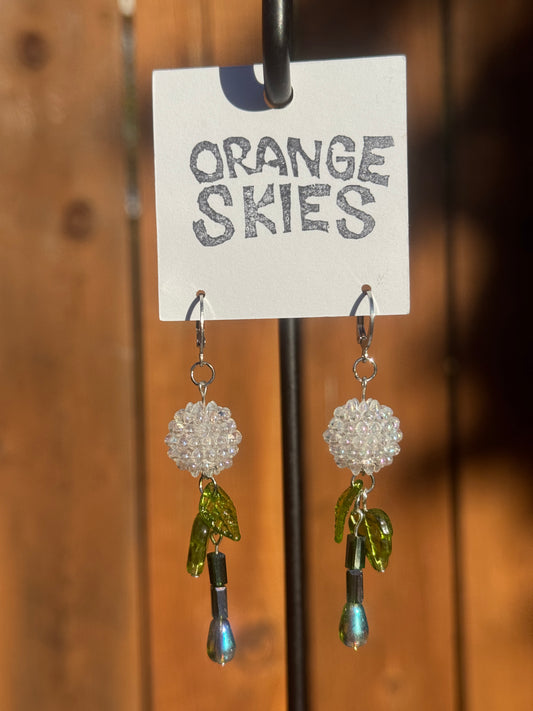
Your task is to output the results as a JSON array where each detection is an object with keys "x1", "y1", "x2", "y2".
[{"x1": 153, "y1": 56, "x2": 409, "y2": 320}]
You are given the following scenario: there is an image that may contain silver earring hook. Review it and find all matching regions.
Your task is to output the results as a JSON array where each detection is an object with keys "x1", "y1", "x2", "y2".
[
  {"x1": 196, "y1": 290, "x2": 206, "y2": 363},
  {"x1": 356, "y1": 286, "x2": 375, "y2": 356},
  {"x1": 191, "y1": 290, "x2": 215, "y2": 403},
  {"x1": 353, "y1": 286, "x2": 377, "y2": 400}
]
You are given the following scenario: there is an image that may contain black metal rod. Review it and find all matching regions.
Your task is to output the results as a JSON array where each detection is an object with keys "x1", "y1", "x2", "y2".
[
  {"x1": 279, "y1": 318, "x2": 308, "y2": 711},
  {"x1": 262, "y1": 0, "x2": 293, "y2": 107},
  {"x1": 263, "y1": 4, "x2": 305, "y2": 707}
]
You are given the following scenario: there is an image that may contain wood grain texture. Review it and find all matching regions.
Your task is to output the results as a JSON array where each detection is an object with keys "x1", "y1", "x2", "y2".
[
  {"x1": 450, "y1": 1, "x2": 533, "y2": 710},
  {"x1": 135, "y1": 2, "x2": 287, "y2": 710},
  {"x1": 297, "y1": 2, "x2": 456, "y2": 709},
  {"x1": 2, "y1": 0, "x2": 530, "y2": 709},
  {"x1": 0, "y1": 2, "x2": 142, "y2": 711},
  {"x1": 136, "y1": 1, "x2": 459, "y2": 710}
]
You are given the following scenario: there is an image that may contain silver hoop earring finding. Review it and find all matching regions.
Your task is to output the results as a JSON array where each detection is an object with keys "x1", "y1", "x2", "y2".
[{"x1": 323, "y1": 286, "x2": 402, "y2": 650}]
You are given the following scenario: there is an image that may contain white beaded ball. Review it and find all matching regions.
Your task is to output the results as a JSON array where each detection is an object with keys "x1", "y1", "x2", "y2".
[
  {"x1": 323, "y1": 398, "x2": 402, "y2": 474},
  {"x1": 165, "y1": 400, "x2": 242, "y2": 477}
]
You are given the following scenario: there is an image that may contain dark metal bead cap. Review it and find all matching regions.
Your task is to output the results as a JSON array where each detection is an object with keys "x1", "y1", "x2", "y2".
[
  {"x1": 346, "y1": 569, "x2": 364, "y2": 604},
  {"x1": 211, "y1": 586, "x2": 229, "y2": 619},
  {"x1": 207, "y1": 551, "x2": 227, "y2": 586},
  {"x1": 345, "y1": 533, "x2": 366, "y2": 570}
]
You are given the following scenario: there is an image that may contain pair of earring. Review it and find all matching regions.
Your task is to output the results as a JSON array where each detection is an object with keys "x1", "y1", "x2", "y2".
[{"x1": 164, "y1": 288, "x2": 402, "y2": 664}]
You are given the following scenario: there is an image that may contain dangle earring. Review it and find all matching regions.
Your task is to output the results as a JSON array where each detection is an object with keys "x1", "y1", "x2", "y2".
[
  {"x1": 164, "y1": 291, "x2": 242, "y2": 665},
  {"x1": 323, "y1": 287, "x2": 402, "y2": 650}
]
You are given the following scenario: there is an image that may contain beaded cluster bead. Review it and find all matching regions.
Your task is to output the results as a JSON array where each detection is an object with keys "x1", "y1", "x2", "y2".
[
  {"x1": 323, "y1": 397, "x2": 402, "y2": 474},
  {"x1": 165, "y1": 400, "x2": 242, "y2": 477}
]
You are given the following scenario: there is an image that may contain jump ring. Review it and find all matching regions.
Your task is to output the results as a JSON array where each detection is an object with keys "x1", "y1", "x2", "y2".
[
  {"x1": 199, "y1": 473, "x2": 217, "y2": 494},
  {"x1": 363, "y1": 473, "x2": 376, "y2": 495},
  {"x1": 353, "y1": 356, "x2": 377, "y2": 383},
  {"x1": 190, "y1": 360, "x2": 215, "y2": 387}
]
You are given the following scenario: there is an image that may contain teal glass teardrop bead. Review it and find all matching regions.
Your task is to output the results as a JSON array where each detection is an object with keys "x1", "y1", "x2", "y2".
[
  {"x1": 207, "y1": 618, "x2": 236, "y2": 665},
  {"x1": 339, "y1": 602, "x2": 369, "y2": 650}
]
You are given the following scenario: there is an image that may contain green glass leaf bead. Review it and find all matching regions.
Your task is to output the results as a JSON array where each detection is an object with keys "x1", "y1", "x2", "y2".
[
  {"x1": 186, "y1": 514, "x2": 210, "y2": 577},
  {"x1": 199, "y1": 481, "x2": 241, "y2": 542},
  {"x1": 363, "y1": 508, "x2": 393, "y2": 572},
  {"x1": 334, "y1": 479, "x2": 364, "y2": 543}
]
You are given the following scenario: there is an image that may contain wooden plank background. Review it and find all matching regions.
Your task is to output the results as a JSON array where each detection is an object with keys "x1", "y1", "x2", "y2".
[
  {"x1": 0, "y1": 1, "x2": 531, "y2": 710},
  {"x1": 0, "y1": 2, "x2": 142, "y2": 710}
]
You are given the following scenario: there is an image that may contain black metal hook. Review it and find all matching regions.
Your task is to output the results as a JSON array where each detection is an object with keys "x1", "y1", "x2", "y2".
[{"x1": 262, "y1": 0, "x2": 293, "y2": 108}]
